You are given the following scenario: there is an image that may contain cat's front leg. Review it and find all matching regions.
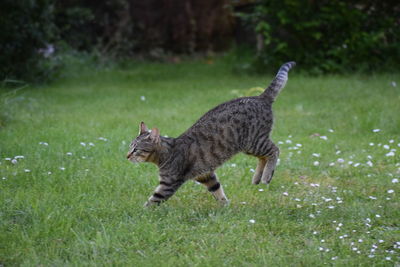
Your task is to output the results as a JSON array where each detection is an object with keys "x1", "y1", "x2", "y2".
[
  {"x1": 195, "y1": 172, "x2": 229, "y2": 205},
  {"x1": 144, "y1": 178, "x2": 184, "y2": 207}
]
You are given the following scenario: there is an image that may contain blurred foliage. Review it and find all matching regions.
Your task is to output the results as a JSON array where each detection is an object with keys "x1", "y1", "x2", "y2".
[
  {"x1": 0, "y1": 0, "x2": 60, "y2": 82},
  {"x1": 238, "y1": 0, "x2": 400, "y2": 73},
  {"x1": 0, "y1": 0, "x2": 234, "y2": 83},
  {"x1": 1, "y1": 0, "x2": 399, "y2": 82}
]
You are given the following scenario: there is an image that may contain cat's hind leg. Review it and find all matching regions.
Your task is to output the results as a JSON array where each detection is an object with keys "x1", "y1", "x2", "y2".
[
  {"x1": 260, "y1": 140, "x2": 279, "y2": 184},
  {"x1": 249, "y1": 138, "x2": 279, "y2": 185},
  {"x1": 195, "y1": 172, "x2": 229, "y2": 204},
  {"x1": 252, "y1": 157, "x2": 267, "y2": 184}
]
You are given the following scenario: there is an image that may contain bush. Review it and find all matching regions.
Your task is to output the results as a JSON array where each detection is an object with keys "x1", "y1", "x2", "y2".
[
  {"x1": 238, "y1": 0, "x2": 400, "y2": 73},
  {"x1": 0, "y1": 0, "x2": 59, "y2": 82}
]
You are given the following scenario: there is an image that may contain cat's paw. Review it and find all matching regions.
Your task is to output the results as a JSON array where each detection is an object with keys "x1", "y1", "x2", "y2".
[
  {"x1": 252, "y1": 174, "x2": 261, "y2": 184},
  {"x1": 219, "y1": 197, "x2": 230, "y2": 206},
  {"x1": 143, "y1": 200, "x2": 159, "y2": 207},
  {"x1": 261, "y1": 170, "x2": 275, "y2": 184}
]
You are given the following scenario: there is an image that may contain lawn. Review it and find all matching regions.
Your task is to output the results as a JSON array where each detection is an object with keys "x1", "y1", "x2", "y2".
[{"x1": 0, "y1": 60, "x2": 399, "y2": 266}]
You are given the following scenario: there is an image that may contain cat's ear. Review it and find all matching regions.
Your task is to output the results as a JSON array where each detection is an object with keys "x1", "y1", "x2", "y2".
[
  {"x1": 149, "y1": 128, "x2": 160, "y2": 144},
  {"x1": 139, "y1": 121, "x2": 149, "y2": 134}
]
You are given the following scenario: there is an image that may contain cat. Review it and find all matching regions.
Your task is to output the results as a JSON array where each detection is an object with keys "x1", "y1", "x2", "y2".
[{"x1": 127, "y1": 61, "x2": 296, "y2": 207}]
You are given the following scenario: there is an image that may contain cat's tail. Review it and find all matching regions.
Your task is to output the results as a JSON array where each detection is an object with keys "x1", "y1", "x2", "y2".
[{"x1": 261, "y1": 61, "x2": 296, "y2": 101}]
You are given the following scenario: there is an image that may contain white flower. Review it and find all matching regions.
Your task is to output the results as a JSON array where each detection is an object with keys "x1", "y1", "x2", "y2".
[
  {"x1": 249, "y1": 219, "x2": 255, "y2": 224},
  {"x1": 392, "y1": 178, "x2": 399, "y2": 183},
  {"x1": 372, "y1": 129, "x2": 381, "y2": 133},
  {"x1": 389, "y1": 139, "x2": 394, "y2": 143},
  {"x1": 283, "y1": 192, "x2": 289, "y2": 196},
  {"x1": 385, "y1": 151, "x2": 395, "y2": 157},
  {"x1": 378, "y1": 240, "x2": 384, "y2": 243},
  {"x1": 321, "y1": 239, "x2": 325, "y2": 243},
  {"x1": 328, "y1": 129, "x2": 334, "y2": 133},
  {"x1": 2, "y1": 177, "x2": 7, "y2": 180},
  {"x1": 366, "y1": 161, "x2": 373, "y2": 167},
  {"x1": 285, "y1": 140, "x2": 292, "y2": 144},
  {"x1": 391, "y1": 81, "x2": 397, "y2": 87},
  {"x1": 250, "y1": 168, "x2": 255, "y2": 173},
  {"x1": 89, "y1": 142, "x2": 95, "y2": 146},
  {"x1": 14, "y1": 155, "x2": 24, "y2": 159},
  {"x1": 369, "y1": 142, "x2": 374, "y2": 146},
  {"x1": 336, "y1": 150, "x2": 341, "y2": 155},
  {"x1": 312, "y1": 153, "x2": 320, "y2": 157},
  {"x1": 368, "y1": 255, "x2": 375, "y2": 258},
  {"x1": 329, "y1": 162, "x2": 335, "y2": 166},
  {"x1": 313, "y1": 161, "x2": 320, "y2": 166},
  {"x1": 60, "y1": 167, "x2": 65, "y2": 171},
  {"x1": 24, "y1": 169, "x2": 31, "y2": 173},
  {"x1": 309, "y1": 214, "x2": 315, "y2": 218},
  {"x1": 337, "y1": 158, "x2": 345, "y2": 163},
  {"x1": 80, "y1": 142, "x2": 86, "y2": 146},
  {"x1": 319, "y1": 247, "x2": 324, "y2": 251},
  {"x1": 5, "y1": 157, "x2": 11, "y2": 161},
  {"x1": 385, "y1": 257, "x2": 391, "y2": 261},
  {"x1": 352, "y1": 247, "x2": 358, "y2": 251},
  {"x1": 39, "y1": 141, "x2": 49, "y2": 146},
  {"x1": 258, "y1": 188, "x2": 264, "y2": 192},
  {"x1": 375, "y1": 214, "x2": 381, "y2": 218},
  {"x1": 353, "y1": 163, "x2": 360, "y2": 167},
  {"x1": 369, "y1": 196, "x2": 377, "y2": 200},
  {"x1": 48, "y1": 172, "x2": 52, "y2": 175},
  {"x1": 140, "y1": 96, "x2": 146, "y2": 101},
  {"x1": 387, "y1": 189, "x2": 394, "y2": 194},
  {"x1": 66, "y1": 152, "x2": 73, "y2": 156},
  {"x1": 98, "y1": 137, "x2": 108, "y2": 141},
  {"x1": 11, "y1": 159, "x2": 18, "y2": 164},
  {"x1": 231, "y1": 163, "x2": 237, "y2": 167},
  {"x1": 383, "y1": 145, "x2": 390, "y2": 149},
  {"x1": 313, "y1": 231, "x2": 318, "y2": 235},
  {"x1": 320, "y1": 136, "x2": 328, "y2": 140},
  {"x1": 278, "y1": 141, "x2": 284, "y2": 145},
  {"x1": 296, "y1": 143, "x2": 302, "y2": 147},
  {"x1": 331, "y1": 256, "x2": 338, "y2": 260}
]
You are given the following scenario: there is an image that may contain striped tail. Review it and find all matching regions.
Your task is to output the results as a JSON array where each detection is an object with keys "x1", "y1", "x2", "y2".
[{"x1": 261, "y1": 61, "x2": 296, "y2": 101}]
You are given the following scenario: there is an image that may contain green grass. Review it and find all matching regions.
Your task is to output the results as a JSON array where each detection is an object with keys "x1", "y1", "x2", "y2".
[{"x1": 1, "y1": 60, "x2": 399, "y2": 266}]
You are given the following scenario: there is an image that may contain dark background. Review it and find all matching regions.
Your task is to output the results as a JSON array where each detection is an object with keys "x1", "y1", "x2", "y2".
[{"x1": 1, "y1": 0, "x2": 399, "y2": 82}]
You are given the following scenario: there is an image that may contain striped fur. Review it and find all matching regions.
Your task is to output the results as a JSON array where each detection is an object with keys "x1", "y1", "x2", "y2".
[
  {"x1": 127, "y1": 62, "x2": 296, "y2": 206},
  {"x1": 260, "y1": 61, "x2": 296, "y2": 101}
]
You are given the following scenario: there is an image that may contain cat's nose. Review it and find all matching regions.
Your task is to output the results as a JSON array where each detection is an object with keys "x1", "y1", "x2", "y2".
[{"x1": 126, "y1": 152, "x2": 133, "y2": 159}]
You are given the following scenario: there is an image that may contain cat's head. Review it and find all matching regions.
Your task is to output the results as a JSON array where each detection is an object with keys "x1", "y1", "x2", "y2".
[{"x1": 127, "y1": 122, "x2": 161, "y2": 163}]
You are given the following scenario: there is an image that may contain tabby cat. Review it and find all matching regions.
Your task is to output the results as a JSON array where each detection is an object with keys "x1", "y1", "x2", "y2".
[{"x1": 127, "y1": 62, "x2": 296, "y2": 206}]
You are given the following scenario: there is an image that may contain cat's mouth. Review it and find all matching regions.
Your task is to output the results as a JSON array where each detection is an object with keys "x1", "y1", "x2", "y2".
[{"x1": 126, "y1": 151, "x2": 134, "y2": 159}]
